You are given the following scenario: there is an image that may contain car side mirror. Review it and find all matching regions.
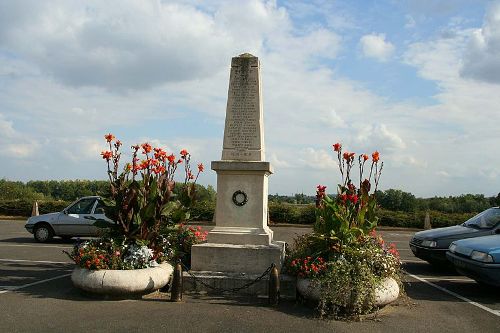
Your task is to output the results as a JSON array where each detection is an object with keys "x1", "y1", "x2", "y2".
[{"x1": 63, "y1": 209, "x2": 68, "y2": 215}]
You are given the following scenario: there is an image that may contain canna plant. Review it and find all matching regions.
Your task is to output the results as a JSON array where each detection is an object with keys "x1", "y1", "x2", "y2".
[
  {"x1": 314, "y1": 143, "x2": 383, "y2": 247},
  {"x1": 98, "y1": 133, "x2": 203, "y2": 248}
]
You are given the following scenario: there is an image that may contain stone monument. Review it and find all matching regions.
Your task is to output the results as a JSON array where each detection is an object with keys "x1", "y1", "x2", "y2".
[{"x1": 190, "y1": 53, "x2": 285, "y2": 278}]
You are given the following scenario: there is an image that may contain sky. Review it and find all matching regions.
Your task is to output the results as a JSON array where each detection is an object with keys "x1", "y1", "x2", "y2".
[{"x1": 1, "y1": 0, "x2": 500, "y2": 198}]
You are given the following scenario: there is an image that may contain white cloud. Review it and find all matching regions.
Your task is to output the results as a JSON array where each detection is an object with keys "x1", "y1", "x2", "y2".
[
  {"x1": 460, "y1": 1, "x2": 500, "y2": 84},
  {"x1": 354, "y1": 123, "x2": 406, "y2": 153},
  {"x1": 0, "y1": 0, "x2": 499, "y2": 198},
  {"x1": 0, "y1": 1, "x2": 233, "y2": 90},
  {"x1": 0, "y1": 114, "x2": 16, "y2": 138},
  {"x1": 359, "y1": 33, "x2": 395, "y2": 61},
  {"x1": 297, "y1": 148, "x2": 337, "y2": 170}
]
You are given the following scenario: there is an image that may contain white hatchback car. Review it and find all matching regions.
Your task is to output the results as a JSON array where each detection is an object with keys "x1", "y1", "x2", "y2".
[{"x1": 25, "y1": 196, "x2": 113, "y2": 242}]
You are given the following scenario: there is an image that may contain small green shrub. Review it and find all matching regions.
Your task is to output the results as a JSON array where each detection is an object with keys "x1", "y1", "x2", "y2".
[{"x1": 0, "y1": 199, "x2": 70, "y2": 217}]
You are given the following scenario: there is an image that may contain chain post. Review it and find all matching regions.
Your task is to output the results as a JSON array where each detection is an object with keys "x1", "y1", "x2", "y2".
[
  {"x1": 170, "y1": 260, "x2": 183, "y2": 302},
  {"x1": 268, "y1": 263, "x2": 280, "y2": 305}
]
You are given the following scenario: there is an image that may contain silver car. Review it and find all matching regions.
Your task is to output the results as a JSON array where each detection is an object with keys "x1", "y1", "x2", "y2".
[{"x1": 25, "y1": 196, "x2": 113, "y2": 242}]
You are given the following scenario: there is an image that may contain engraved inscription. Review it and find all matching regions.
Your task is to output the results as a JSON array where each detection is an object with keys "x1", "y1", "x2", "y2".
[
  {"x1": 226, "y1": 65, "x2": 259, "y2": 150},
  {"x1": 221, "y1": 55, "x2": 264, "y2": 161}
]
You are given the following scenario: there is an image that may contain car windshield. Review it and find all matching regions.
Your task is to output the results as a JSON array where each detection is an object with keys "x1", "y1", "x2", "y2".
[
  {"x1": 463, "y1": 208, "x2": 500, "y2": 229},
  {"x1": 66, "y1": 198, "x2": 96, "y2": 215}
]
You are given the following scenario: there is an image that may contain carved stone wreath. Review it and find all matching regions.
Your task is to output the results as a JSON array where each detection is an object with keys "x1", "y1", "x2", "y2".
[{"x1": 232, "y1": 190, "x2": 248, "y2": 206}]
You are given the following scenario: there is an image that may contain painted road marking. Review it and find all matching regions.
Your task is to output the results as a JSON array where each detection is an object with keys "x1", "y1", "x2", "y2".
[
  {"x1": 0, "y1": 243, "x2": 71, "y2": 249},
  {"x1": 407, "y1": 273, "x2": 500, "y2": 317},
  {"x1": 401, "y1": 259, "x2": 426, "y2": 264},
  {"x1": 419, "y1": 277, "x2": 473, "y2": 283},
  {"x1": 0, "y1": 273, "x2": 71, "y2": 294},
  {"x1": 0, "y1": 258, "x2": 72, "y2": 265}
]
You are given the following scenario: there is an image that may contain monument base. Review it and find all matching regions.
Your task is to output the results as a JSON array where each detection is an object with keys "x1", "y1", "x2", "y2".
[
  {"x1": 191, "y1": 241, "x2": 285, "y2": 274},
  {"x1": 208, "y1": 226, "x2": 273, "y2": 245}
]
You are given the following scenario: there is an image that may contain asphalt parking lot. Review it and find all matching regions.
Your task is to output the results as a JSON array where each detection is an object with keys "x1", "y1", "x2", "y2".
[{"x1": 1, "y1": 219, "x2": 499, "y2": 332}]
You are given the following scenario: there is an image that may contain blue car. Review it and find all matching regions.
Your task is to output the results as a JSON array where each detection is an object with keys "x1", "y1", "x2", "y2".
[{"x1": 446, "y1": 234, "x2": 500, "y2": 287}]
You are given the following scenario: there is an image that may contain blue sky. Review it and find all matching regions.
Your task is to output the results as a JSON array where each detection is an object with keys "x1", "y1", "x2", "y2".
[{"x1": 1, "y1": 0, "x2": 500, "y2": 198}]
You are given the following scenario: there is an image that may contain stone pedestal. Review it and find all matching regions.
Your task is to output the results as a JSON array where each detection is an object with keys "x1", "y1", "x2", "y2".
[{"x1": 190, "y1": 53, "x2": 285, "y2": 294}]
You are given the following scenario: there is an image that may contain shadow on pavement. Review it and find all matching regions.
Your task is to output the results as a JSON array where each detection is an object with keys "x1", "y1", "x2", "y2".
[
  {"x1": 0, "y1": 237, "x2": 78, "y2": 244},
  {"x1": 403, "y1": 261, "x2": 458, "y2": 276}
]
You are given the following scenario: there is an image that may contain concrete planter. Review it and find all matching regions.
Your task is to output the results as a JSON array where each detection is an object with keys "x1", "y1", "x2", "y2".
[
  {"x1": 71, "y1": 262, "x2": 173, "y2": 296},
  {"x1": 296, "y1": 276, "x2": 399, "y2": 306}
]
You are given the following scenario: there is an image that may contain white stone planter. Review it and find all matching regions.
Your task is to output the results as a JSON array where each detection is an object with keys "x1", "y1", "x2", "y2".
[
  {"x1": 71, "y1": 262, "x2": 173, "y2": 295},
  {"x1": 296, "y1": 276, "x2": 399, "y2": 307}
]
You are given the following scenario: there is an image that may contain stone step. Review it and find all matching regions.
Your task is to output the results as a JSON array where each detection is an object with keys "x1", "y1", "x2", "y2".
[{"x1": 182, "y1": 271, "x2": 296, "y2": 299}]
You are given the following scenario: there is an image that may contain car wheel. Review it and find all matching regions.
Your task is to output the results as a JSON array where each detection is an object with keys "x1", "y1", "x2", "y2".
[{"x1": 34, "y1": 224, "x2": 53, "y2": 243}]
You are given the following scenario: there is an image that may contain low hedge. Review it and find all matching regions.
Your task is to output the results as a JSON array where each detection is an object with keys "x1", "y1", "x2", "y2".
[
  {"x1": 0, "y1": 198, "x2": 477, "y2": 229},
  {"x1": 0, "y1": 199, "x2": 71, "y2": 217},
  {"x1": 378, "y1": 209, "x2": 475, "y2": 229}
]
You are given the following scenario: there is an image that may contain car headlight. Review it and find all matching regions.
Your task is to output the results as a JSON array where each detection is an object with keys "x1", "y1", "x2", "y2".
[
  {"x1": 421, "y1": 240, "x2": 437, "y2": 248},
  {"x1": 470, "y1": 250, "x2": 494, "y2": 263},
  {"x1": 449, "y1": 243, "x2": 457, "y2": 253}
]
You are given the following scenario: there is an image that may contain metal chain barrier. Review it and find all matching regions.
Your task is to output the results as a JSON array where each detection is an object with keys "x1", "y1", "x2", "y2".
[{"x1": 181, "y1": 262, "x2": 275, "y2": 294}]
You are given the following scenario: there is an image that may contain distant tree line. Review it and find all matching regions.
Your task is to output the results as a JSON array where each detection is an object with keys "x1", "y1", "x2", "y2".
[
  {"x1": 0, "y1": 179, "x2": 216, "y2": 217},
  {"x1": 1, "y1": 179, "x2": 499, "y2": 224},
  {"x1": 269, "y1": 188, "x2": 500, "y2": 214}
]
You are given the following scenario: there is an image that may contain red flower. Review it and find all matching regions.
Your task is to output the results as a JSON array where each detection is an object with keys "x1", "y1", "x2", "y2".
[
  {"x1": 349, "y1": 194, "x2": 358, "y2": 204},
  {"x1": 139, "y1": 159, "x2": 149, "y2": 170},
  {"x1": 167, "y1": 154, "x2": 176, "y2": 164},
  {"x1": 153, "y1": 165, "x2": 166, "y2": 174},
  {"x1": 372, "y1": 151, "x2": 380, "y2": 162},
  {"x1": 141, "y1": 143, "x2": 152, "y2": 154},
  {"x1": 333, "y1": 143, "x2": 342, "y2": 152},
  {"x1": 154, "y1": 148, "x2": 167, "y2": 161},
  {"x1": 101, "y1": 151, "x2": 112, "y2": 161},
  {"x1": 180, "y1": 149, "x2": 188, "y2": 157},
  {"x1": 198, "y1": 163, "x2": 204, "y2": 172},
  {"x1": 105, "y1": 133, "x2": 115, "y2": 143},
  {"x1": 343, "y1": 151, "x2": 355, "y2": 161},
  {"x1": 362, "y1": 154, "x2": 369, "y2": 161}
]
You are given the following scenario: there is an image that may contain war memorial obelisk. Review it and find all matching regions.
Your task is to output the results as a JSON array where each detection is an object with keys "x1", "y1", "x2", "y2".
[{"x1": 191, "y1": 53, "x2": 285, "y2": 279}]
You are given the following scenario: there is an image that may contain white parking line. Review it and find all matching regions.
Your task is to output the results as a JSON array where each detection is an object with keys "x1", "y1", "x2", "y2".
[
  {"x1": 0, "y1": 244, "x2": 71, "y2": 249},
  {"x1": 407, "y1": 273, "x2": 500, "y2": 317},
  {"x1": 0, "y1": 273, "x2": 71, "y2": 294},
  {"x1": 0, "y1": 258, "x2": 72, "y2": 265},
  {"x1": 401, "y1": 259, "x2": 426, "y2": 264},
  {"x1": 419, "y1": 277, "x2": 473, "y2": 283}
]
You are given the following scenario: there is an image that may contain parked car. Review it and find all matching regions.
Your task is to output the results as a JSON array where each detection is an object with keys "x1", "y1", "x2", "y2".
[
  {"x1": 25, "y1": 196, "x2": 113, "y2": 242},
  {"x1": 409, "y1": 207, "x2": 500, "y2": 265},
  {"x1": 447, "y1": 234, "x2": 500, "y2": 287}
]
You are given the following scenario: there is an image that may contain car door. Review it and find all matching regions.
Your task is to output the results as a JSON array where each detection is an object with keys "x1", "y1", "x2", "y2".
[
  {"x1": 55, "y1": 197, "x2": 98, "y2": 236},
  {"x1": 87, "y1": 199, "x2": 114, "y2": 236}
]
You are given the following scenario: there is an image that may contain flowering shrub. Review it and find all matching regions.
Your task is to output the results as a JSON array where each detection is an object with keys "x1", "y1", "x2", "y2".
[
  {"x1": 314, "y1": 143, "x2": 383, "y2": 246},
  {"x1": 287, "y1": 143, "x2": 403, "y2": 320},
  {"x1": 123, "y1": 244, "x2": 155, "y2": 269},
  {"x1": 165, "y1": 224, "x2": 208, "y2": 267},
  {"x1": 65, "y1": 236, "x2": 176, "y2": 270},
  {"x1": 288, "y1": 256, "x2": 327, "y2": 278},
  {"x1": 98, "y1": 133, "x2": 203, "y2": 246},
  {"x1": 66, "y1": 133, "x2": 205, "y2": 271}
]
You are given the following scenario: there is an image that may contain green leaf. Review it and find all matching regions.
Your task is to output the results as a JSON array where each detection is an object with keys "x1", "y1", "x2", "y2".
[
  {"x1": 148, "y1": 178, "x2": 158, "y2": 201},
  {"x1": 102, "y1": 198, "x2": 116, "y2": 207},
  {"x1": 160, "y1": 201, "x2": 180, "y2": 217}
]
